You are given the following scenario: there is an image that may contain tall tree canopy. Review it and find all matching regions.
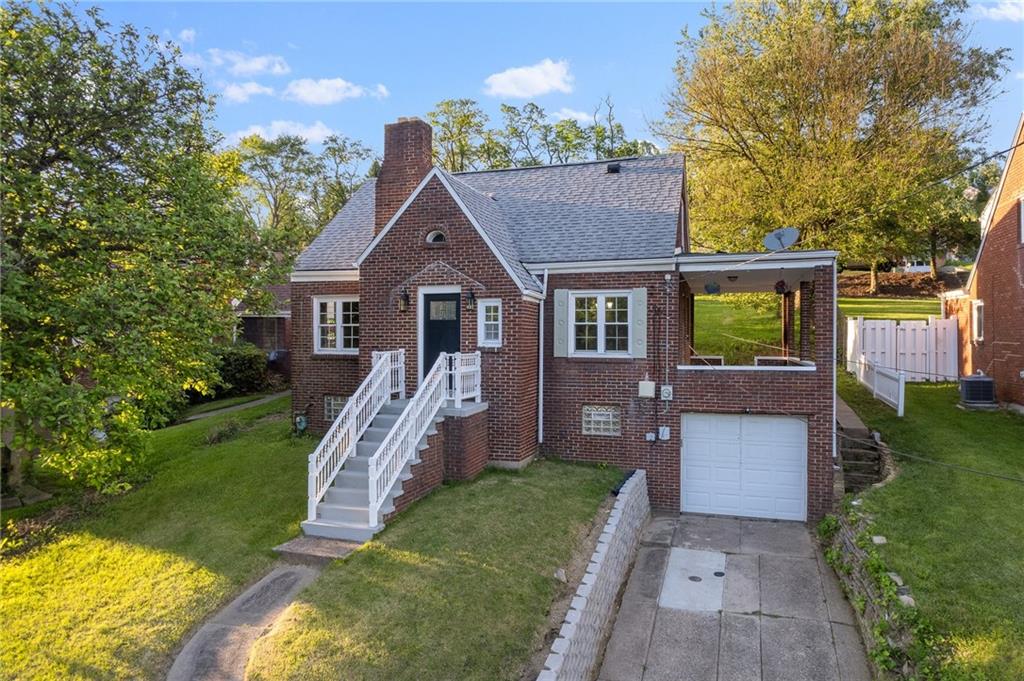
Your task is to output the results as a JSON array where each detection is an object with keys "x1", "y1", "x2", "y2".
[
  {"x1": 657, "y1": 0, "x2": 1007, "y2": 282},
  {"x1": 427, "y1": 97, "x2": 658, "y2": 172},
  {"x1": 0, "y1": 3, "x2": 264, "y2": 488}
]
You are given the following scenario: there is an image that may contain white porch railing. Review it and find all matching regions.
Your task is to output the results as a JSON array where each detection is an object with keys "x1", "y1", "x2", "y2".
[
  {"x1": 855, "y1": 353, "x2": 906, "y2": 417},
  {"x1": 306, "y1": 349, "x2": 404, "y2": 521},
  {"x1": 447, "y1": 351, "x2": 482, "y2": 407},
  {"x1": 367, "y1": 352, "x2": 450, "y2": 527}
]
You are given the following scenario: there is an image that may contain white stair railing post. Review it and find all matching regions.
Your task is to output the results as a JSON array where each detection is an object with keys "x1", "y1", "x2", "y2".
[
  {"x1": 398, "y1": 349, "x2": 406, "y2": 398},
  {"x1": 454, "y1": 352, "x2": 463, "y2": 409}
]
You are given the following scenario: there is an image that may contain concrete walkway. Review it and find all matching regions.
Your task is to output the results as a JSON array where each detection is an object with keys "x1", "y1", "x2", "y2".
[
  {"x1": 182, "y1": 391, "x2": 290, "y2": 422},
  {"x1": 599, "y1": 514, "x2": 871, "y2": 681},
  {"x1": 166, "y1": 564, "x2": 319, "y2": 681}
]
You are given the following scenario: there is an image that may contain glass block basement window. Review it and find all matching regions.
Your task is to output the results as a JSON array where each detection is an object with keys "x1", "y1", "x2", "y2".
[
  {"x1": 582, "y1": 405, "x2": 621, "y2": 436},
  {"x1": 324, "y1": 395, "x2": 346, "y2": 422}
]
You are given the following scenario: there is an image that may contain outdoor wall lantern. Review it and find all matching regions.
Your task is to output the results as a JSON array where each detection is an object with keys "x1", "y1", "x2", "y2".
[
  {"x1": 466, "y1": 290, "x2": 477, "y2": 310},
  {"x1": 399, "y1": 289, "x2": 410, "y2": 312}
]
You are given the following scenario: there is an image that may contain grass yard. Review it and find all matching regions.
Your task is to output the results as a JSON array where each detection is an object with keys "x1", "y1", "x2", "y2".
[
  {"x1": 246, "y1": 461, "x2": 622, "y2": 681},
  {"x1": 837, "y1": 296, "x2": 939, "y2": 320},
  {"x1": 839, "y1": 374, "x2": 1024, "y2": 679},
  {"x1": 180, "y1": 391, "x2": 274, "y2": 418},
  {"x1": 0, "y1": 397, "x2": 308, "y2": 681},
  {"x1": 692, "y1": 295, "x2": 937, "y2": 364}
]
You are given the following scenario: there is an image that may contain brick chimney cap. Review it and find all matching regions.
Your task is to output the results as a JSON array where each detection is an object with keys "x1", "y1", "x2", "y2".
[{"x1": 395, "y1": 116, "x2": 424, "y2": 124}]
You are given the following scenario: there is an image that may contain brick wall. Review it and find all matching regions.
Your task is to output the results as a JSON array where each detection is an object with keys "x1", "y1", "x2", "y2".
[
  {"x1": 385, "y1": 427, "x2": 445, "y2": 520},
  {"x1": 290, "y1": 280, "x2": 361, "y2": 432},
  {"x1": 943, "y1": 125, "x2": 1024, "y2": 406},
  {"x1": 359, "y1": 175, "x2": 538, "y2": 464},
  {"x1": 443, "y1": 409, "x2": 490, "y2": 481},
  {"x1": 542, "y1": 266, "x2": 835, "y2": 520}
]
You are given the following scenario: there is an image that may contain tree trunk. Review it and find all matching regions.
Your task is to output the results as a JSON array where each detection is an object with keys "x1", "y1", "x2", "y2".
[
  {"x1": 929, "y1": 232, "x2": 940, "y2": 280},
  {"x1": 869, "y1": 261, "x2": 879, "y2": 295}
]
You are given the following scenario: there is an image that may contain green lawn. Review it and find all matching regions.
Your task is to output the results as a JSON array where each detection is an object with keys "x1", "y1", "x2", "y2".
[
  {"x1": 180, "y1": 391, "x2": 274, "y2": 418},
  {"x1": 0, "y1": 397, "x2": 308, "y2": 681},
  {"x1": 692, "y1": 296, "x2": 938, "y2": 364},
  {"x1": 838, "y1": 374, "x2": 1024, "y2": 679},
  {"x1": 837, "y1": 296, "x2": 940, "y2": 320},
  {"x1": 246, "y1": 461, "x2": 622, "y2": 681}
]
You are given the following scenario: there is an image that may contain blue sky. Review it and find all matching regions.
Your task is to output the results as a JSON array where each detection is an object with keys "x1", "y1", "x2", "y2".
[{"x1": 94, "y1": 2, "x2": 1023, "y2": 156}]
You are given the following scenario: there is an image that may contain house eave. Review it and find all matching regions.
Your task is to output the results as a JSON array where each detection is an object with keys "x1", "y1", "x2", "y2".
[
  {"x1": 675, "y1": 250, "x2": 838, "y2": 272},
  {"x1": 290, "y1": 269, "x2": 360, "y2": 283},
  {"x1": 524, "y1": 257, "x2": 677, "y2": 274}
]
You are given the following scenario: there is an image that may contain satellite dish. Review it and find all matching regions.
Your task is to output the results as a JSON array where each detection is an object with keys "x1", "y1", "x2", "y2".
[{"x1": 763, "y1": 226, "x2": 800, "y2": 251}]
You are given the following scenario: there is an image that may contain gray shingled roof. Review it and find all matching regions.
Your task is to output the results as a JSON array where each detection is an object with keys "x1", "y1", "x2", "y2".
[{"x1": 294, "y1": 154, "x2": 685, "y2": 290}]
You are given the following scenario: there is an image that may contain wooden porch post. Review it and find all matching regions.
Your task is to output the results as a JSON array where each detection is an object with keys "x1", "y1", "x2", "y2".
[
  {"x1": 781, "y1": 291, "x2": 796, "y2": 358},
  {"x1": 679, "y1": 280, "x2": 693, "y2": 364}
]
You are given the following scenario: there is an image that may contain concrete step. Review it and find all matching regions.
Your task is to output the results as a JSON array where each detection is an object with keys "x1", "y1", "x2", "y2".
[
  {"x1": 357, "y1": 441, "x2": 381, "y2": 457},
  {"x1": 841, "y1": 447, "x2": 880, "y2": 463},
  {"x1": 332, "y1": 470, "x2": 369, "y2": 489},
  {"x1": 844, "y1": 472, "x2": 880, "y2": 487},
  {"x1": 344, "y1": 456, "x2": 369, "y2": 473},
  {"x1": 318, "y1": 503, "x2": 370, "y2": 525},
  {"x1": 842, "y1": 459, "x2": 880, "y2": 472},
  {"x1": 324, "y1": 486, "x2": 369, "y2": 506},
  {"x1": 372, "y1": 413, "x2": 399, "y2": 429},
  {"x1": 378, "y1": 399, "x2": 411, "y2": 416},
  {"x1": 301, "y1": 519, "x2": 382, "y2": 543},
  {"x1": 363, "y1": 427, "x2": 391, "y2": 443}
]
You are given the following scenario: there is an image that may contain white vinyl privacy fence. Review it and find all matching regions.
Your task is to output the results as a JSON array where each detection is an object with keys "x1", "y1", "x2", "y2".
[
  {"x1": 845, "y1": 316, "x2": 957, "y2": 417},
  {"x1": 846, "y1": 317, "x2": 957, "y2": 382}
]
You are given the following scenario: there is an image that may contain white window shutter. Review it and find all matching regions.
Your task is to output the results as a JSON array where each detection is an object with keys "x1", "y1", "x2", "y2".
[
  {"x1": 553, "y1": 289, "x2": 569, "y2": 357},
  {"x1": 631, "y1": 288, "x2": 648, "y2": 358}
]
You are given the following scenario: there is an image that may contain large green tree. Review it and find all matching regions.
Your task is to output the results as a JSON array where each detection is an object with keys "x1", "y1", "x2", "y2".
[
  {"x1": 0, "y1": 3, "x2": 263, "y2": 489},
  {"x1": 427, "y1": 97, "x2": 657, "y2": 172},
  {"x1": 658, "y1": 0, "x2": 1006, "y2": 289}
]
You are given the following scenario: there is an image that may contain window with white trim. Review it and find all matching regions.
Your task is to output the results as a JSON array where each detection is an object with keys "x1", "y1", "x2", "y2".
[
  {"x1": 582, "y1": 405, "x2": 621, "y2": 436},
  {"x1": 971, "y1": 299, "x2": 985, "y2": 342},
  {"x1": 324, "y1": 395, "x2": 346, "y2": 421},
  {"x1": 571, "y1": 292, "x2": 630, "y2": 355},
  {"x1": 477, "y1": 299, "x2": 502, "y2": 347},
  {"x1": 314, "y1": 296, "x2": 359, "y2": 354}
]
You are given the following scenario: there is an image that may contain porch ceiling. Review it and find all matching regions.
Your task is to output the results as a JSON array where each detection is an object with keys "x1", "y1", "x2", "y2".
[
  {"x1": 677, "y1": 250, "x2": 835, "y2": 293},
  {"x1": 681, "y1": 267, "x2": 815, "y2": 293}
]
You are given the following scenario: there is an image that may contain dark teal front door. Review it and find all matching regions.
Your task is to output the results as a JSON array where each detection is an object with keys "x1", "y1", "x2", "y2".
[{"x1": 422, "y1": 293, "x2": 460, "y2": 377}]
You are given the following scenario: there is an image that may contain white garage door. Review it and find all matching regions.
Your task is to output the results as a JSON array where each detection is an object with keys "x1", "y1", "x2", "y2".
[{"x1": 681, "y1": 413, "x2": 807, "y2": 521}]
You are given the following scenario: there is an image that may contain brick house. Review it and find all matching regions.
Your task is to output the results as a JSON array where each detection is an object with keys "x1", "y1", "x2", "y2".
[
  {"x1": 941, "y1": 114, "x2": 1024, "y2": 408},
  {"x1": 293, "y1": 118, "x2": 837, "y2": 540},
  {"x1": 234, "y1": 283, "x2": 291, "y2": 379}
]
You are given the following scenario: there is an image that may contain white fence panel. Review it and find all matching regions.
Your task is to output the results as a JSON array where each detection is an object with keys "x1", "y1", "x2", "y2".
[
  {"x1": 846, "y1": 316, "x2": 957, "y2": 383},
  {"x1": 855, "y1": 354, "x2": 906, "y2": 417}
]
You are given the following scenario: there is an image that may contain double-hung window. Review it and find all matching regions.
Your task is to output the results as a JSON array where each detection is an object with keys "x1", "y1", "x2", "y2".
[
  {"x1": 313, "y1": 296, "x2": 359, "y2": 354},
  {"x1": 477, "y1": 299, "x2": 502, "y2": 348},
  {"x1": 571, "y1": 292, "x2": 630, "y2": 356}
]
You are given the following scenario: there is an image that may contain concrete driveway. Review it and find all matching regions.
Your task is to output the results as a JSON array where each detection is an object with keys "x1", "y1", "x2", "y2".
[{"x1": 599, "y1": 514, "x2": 871, "y2": 681}]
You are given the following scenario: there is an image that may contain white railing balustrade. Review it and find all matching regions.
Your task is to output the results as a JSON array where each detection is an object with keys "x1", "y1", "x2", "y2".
[
  {"x1": 367, "y1": 352, "x2": 450, "y2": 527},
  {"x1": 855, "y1": 353, "x2": 906, "y2": 417},
  {"x1": 306, "y1": 350, "x2": 404, "y2": 522},
  {"x1": 446, "y1": 351, "x2": 482, "y2": 407}
]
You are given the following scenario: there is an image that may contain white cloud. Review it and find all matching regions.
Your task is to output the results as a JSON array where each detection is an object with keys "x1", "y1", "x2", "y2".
[
  {"x1": 1016, "y1": 70, "x2": 1024, "y2": 79},
  {"x1": 550, "y1": 107, "x2": 592, "y2": 123},
  {"x1": 231, "y1": 120, "x2": 336, "y2": 143},
  {"x1": 484, "y1": 58, "x2": 574, "y2": 98},
  {"x1": 178, "y1": 28, "x2": 196, "y2": 44},
  {"x1": 207, "y1": 48, "x2": 290, "y2": 76},
  {"x1": 974, "y1": 1, "x2": 1024, "y2": 21},
  {"x1": 282, "y1": 77, "x2": 390, "y2": 105},
  {"x1": 222, "y1": 81, "x2": 274, "y2": 103}
]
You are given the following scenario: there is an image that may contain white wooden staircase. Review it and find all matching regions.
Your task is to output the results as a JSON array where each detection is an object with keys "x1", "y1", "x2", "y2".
[{"x1": 301, "y1": 350, "x2": 480, "y2": 542}]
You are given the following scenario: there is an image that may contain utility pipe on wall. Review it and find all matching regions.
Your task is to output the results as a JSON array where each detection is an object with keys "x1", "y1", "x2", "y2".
[{"x1": 537, "y1": 269, "x2": 549, "y2": 444}]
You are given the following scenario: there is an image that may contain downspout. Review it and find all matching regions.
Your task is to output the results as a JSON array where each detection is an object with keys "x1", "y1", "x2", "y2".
[
  {"x1": 537, "y1": 269, "x2": 549, "y2": 444},
  {"x1": 832, "y1": 262, "x2": 838, "y2": 462},
  {"x1": 662, "y1": 272, "x2": 672, "y2": 414}
]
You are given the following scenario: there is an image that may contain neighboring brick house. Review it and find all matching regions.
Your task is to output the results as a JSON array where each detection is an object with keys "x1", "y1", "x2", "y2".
[
  {"x1": 942, "y1": 114, "x2": 1024, "y2": 408},
  {"x1": 293, "y1": 117, "x2": 837, "y2": 540},
  {"x1": 234, "y1": 284, "x2": 291, "y2": 379}
]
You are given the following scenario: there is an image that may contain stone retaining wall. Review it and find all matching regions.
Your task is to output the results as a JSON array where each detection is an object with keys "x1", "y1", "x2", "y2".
[{"x1": 538, "y1": 469, "x2": 650, "y2": 681}]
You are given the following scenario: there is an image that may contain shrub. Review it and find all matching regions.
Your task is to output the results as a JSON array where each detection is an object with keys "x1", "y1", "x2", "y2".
[
  {"x1": 214, "y1": 343, "x2": 267, "y2": 397},
  {"x1": 205, "y1": 419, "x2": 243, "y2": 445}
]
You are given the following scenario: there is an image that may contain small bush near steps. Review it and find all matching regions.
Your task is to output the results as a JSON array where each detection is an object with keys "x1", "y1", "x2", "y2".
[{"x1": 819, "y1": 507, "x2": 947, "y2": 679}]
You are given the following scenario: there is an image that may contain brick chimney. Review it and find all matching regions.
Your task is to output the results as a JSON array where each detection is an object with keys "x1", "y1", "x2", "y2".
[{"x1": 374, "y1": 117, "x2": 433, "y2": 233}]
